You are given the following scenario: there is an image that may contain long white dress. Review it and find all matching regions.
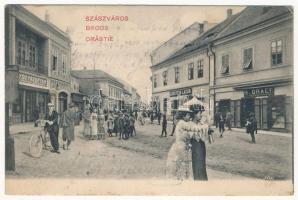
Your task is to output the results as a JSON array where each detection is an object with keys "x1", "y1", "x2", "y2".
[
  {"x1": 90, "y1": 112, "x2": 98, "y2": 136},
  {"x1": 166, "y1": 120, "x2": 209, "y2": 180}
]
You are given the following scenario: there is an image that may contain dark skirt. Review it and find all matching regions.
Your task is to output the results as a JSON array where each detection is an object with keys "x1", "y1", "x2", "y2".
[
  {"x1": 190, "y1": 139, "x2": 208, "y2": 180},
  {"x1": 62, "y1": 126, "x2": 75, "y2": 141}
]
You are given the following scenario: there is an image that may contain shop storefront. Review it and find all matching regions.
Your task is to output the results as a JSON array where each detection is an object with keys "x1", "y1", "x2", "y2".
[
  {"x1": 10, "y1": 72, "x2": 50, "y2": 123},
  {"x1": 10, "y1": 71, "x2": 72, "y2": 124},
  {"x1": 216, "y1": 85, "x2": 293, "y2": 132}
]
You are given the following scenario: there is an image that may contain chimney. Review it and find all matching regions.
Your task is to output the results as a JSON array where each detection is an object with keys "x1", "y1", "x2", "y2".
[
  {"x1": 227, "y1": 9, "x2": 233, "y2": 19},
  {"x1": 45, "y1": 10, "x2": 50, "y2": 22}
]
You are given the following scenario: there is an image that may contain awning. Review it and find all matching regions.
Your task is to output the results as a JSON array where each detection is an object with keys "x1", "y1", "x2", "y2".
[{"x1": 183, "y1": 97, "x2": 206, "y2": 107}]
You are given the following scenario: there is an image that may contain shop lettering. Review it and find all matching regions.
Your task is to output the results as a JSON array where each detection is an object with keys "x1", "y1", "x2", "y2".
[
  {"x1": 50, "y1": 80, "x2": 70, "y2": 91},
  {"x1": 19, "y1": 73, "x2": 47, "y2": 88},
  {"x1": 170, "y1": 88, "x2": 192, "y2": 97},
  {"x1": 244, "y1": 87, "x2": 274, "y2": 97}
]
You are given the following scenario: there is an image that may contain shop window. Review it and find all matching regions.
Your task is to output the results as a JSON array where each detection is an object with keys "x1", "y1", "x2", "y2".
[
  {"x1": 174, "y1": 67, "x2": 180, "y2": 83},
  {"x1": 269, "y1": 96, "x2": 285, "y2": 129},
  {"x1": 188, "y1": 63, "x2": 194, "y2": 80},
  {"x1": 243, "y1": 48, "x2": 253, "y2": 70},
  {"x1": 163, "y1": 70, "x2": 168, "y2": 86},
  {"x1": 271, "y1": 40, "x2": 283, "y2": 66},
  {"x1": 221, "y1": 54, "x2": 229, "y2": 74},
  {"x1": 197, "y1": 60, "x2": 204, "y2": 78}
]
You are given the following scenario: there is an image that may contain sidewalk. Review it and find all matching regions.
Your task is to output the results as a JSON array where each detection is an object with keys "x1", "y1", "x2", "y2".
[
  {"x1": 9, "y1": 122, "x2": 40, "y2": 135},
  {"x1": 210, "y1": 126, "x2": 292, "y2": 138}
]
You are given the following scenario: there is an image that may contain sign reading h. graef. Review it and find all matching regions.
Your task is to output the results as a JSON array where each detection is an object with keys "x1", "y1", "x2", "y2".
[{"x1": 244, "y1": 87, "x2": 274, "y2": 97}]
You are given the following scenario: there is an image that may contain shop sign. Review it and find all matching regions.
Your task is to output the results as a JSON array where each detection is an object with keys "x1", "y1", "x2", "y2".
[
  {"x1": 50, "y1": 79, "x2": 70, "y2": 91},
  {"x1": 244, "y1": 87, "x2": 274, "y2": 97},
  {"x1": 170, "y1": 88, "x2": 192, "y2": 97},
  {"x1": 19, "y1": 72, "x2": 48, "y2": 89}
]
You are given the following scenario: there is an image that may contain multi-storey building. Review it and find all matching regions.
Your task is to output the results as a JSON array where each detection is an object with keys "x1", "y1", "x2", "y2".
[
  {"x1": 5, "y1": 5, "x2": 72, "y2": 123},
  {"x1": 212, "y1": 6, "x2": 293, "y2": 131},
  {"x1": 150, "y1": 6, "x2": 293, "y2": 132},
  {"x1": 150, "y1": 11, "x2": 237, "y2": 116},
  {"x1": 71, "y1": 69, "x2": 125, "y2": 111}
]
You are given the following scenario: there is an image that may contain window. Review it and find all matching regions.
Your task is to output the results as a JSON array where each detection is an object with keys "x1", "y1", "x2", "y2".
[
  {"x1": 62, "y1": 54, "x2": 67, "y2": 73},
  {"x1": 28, "y1": 45, "x2": 37, "y2": 68},
  {"x1": 221, "y1": 55, "x2": 229, "y2": 74},
  {"x1": 163, "y1": 70, "x2": 168, "y2": 86},
  {"x1": 243, "y1": 48, "x2": 253, "y2": 70},
  {"x1": 271, "y1": 40, "x2": 282, "y2": 65},
  {"x1": 188, "y1": 63, "x2": 194, "y2": 80},
  {"x1": 197, "y1": 60, "x2": 204, "y2": 78},
  {"x1": 51, "y1": 48, "x2": 58, "y2": 71},
  {"x1": 153, "y1": 75, "x2": 157, "y2": 88},
  {"x1": 174, "y1": 67, "x2": 180, "y2": 83}
]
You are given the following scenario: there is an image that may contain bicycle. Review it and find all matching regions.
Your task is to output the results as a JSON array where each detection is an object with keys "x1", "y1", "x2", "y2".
[{"x1": 28, "y1": 120, "x2": 51, "y2": 158}]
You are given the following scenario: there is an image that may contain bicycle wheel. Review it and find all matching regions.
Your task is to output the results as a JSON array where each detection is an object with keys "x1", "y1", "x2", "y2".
[{"x1": 29, "y1": 134, "x2": 43, "y2": 158}]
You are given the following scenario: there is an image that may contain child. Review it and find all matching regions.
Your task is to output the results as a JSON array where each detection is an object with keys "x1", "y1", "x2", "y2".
[{"x1": 107, "y1": 115, "x2": 114, "y2": 137}]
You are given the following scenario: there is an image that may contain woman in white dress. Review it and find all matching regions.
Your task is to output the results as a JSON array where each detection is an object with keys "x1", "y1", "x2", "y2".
[
  {"x1": 166, "y1": 111, "x2": 209, "y2": 181},
  {"x1": 90, "y1": 108, "x2": 98, "y2": 140},
  {"x1": 166, "y1": 112, "x2": 194, "y2": 180}
]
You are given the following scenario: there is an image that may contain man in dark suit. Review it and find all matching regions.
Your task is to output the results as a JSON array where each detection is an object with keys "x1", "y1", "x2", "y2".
[
  {"x1": 160, "y1": 113, "x2": 167, "y2": 137},
  {"x1": 45, "y1": 103, "x2": 60, "y2": 154}
]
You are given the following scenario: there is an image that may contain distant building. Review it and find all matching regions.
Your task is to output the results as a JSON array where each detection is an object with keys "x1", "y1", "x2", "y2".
[
  {"x1": 5, "y1": 5, "x2": 72, "y2": 123},
  {"x1": 72, "y1": 69, "x2": 141, "y2": 112}
]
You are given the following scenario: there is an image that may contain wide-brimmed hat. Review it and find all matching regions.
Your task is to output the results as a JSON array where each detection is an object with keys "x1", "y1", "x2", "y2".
[{"x1": 48, "y1": 103, "x2": 55, "y2": 107}]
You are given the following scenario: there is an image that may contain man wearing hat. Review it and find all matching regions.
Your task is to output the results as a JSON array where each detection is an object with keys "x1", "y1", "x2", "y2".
[
  {"x1": 45, "y1": 102, "x2": 60, "y2": 154},
  {"x1": 60, "y1": 102, "x2": 77, "y2": 150}
]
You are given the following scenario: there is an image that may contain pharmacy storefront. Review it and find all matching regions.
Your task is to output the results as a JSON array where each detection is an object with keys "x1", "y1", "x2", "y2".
[{"x1": 10, "y1": 71, "x2": 71, "y2": 124}]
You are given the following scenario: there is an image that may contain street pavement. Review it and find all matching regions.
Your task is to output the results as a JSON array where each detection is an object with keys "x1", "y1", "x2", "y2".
[{"x1": 6, "y1": 119, "x2": 292, "y2": 180}]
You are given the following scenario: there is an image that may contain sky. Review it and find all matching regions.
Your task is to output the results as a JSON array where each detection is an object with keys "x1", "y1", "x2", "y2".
[{"x1": 24, "y1": 5, "x2": 245, "y2": 102}]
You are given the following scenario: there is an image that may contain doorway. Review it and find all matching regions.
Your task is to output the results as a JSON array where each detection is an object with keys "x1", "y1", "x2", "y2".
[{"x1": 58, "y1": 92, "x2": 68, "y2": 114}]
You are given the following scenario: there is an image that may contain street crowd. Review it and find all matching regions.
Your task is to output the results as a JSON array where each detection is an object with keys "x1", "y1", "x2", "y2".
[
  {"x1": 82, "y1": 106, "x2": 137, "y2": 140},
  {"x1": 41, "y1": 99, "x2": 258, "y2": 181}
]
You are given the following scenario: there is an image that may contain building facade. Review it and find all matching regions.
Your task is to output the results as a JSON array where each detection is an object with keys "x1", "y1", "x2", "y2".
[
  {"x1": 212, "y1": 6, "x2": 293, "y2": 132},
  {"x1": 150, "y1": 12, "x2": 238, "y2": 117},
  {"x1": 5, "y1": 5, "x2": 72, "y2": 123},
  {"x1": 72, "y1": 69, "x2": 126, "y2": 111},
  {"x1": 150, "y1": 6, "x2": 293, "y2": 132}
]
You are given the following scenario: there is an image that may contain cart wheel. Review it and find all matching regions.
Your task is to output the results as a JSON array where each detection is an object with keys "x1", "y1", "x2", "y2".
[{"x1": 29, "y1": 134, "x2": 43, "y2": 158}]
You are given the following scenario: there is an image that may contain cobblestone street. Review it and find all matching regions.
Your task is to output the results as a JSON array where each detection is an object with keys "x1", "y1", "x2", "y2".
[{"x1": 6, "y1": 120, "x2": 292, "y2": 180}]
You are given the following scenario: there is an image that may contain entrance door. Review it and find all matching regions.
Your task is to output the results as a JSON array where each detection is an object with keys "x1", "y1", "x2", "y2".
[
  {"x1": 25, "y1": 90, "x2": 36, "y2": 122},
  {"x1": 58, "y1": 92, "x2": 68, "y2": 114},
  {"x1": 240, "y1": 98, "x2": 254, "y2": 127}
]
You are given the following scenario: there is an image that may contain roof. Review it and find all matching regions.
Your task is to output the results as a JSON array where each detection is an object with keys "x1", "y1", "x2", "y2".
[
  {"x1": 215, "y1": 6, "x2": 292, "y2": 39},
  {"x1": 151, "y1": 6, "x2": 292, "y2": 68},
  {"x1": 71, "y1": 69, "x2": 123, "y2": 87},
  {"x1": 152, "y1": 13, "x2": 241, "y2": 67}
]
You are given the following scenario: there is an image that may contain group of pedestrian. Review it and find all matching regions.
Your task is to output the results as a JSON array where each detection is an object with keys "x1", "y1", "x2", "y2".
[
  {"x1": 83, "y1": 107, "x2": 137, "y2": 140},
  {"x1": 214, "y1": 110, "x2": 258, "y2": 144},
  {"x1": 43, "y1": 102, "x2": 77, "y2": 154}
]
